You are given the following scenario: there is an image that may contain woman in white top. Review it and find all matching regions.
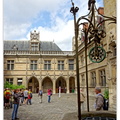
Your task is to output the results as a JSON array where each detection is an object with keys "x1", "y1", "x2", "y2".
[{"x1": 80, "y1": 89, "x2": 85, "y2": 111}]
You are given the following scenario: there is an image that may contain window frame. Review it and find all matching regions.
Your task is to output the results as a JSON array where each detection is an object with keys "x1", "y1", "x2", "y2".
[
  {"x1": 7, "y1": 60, "x2": 14, "y2": 70},
  {"x1": 91, "y1": 71, "x2": 96, "y2": 87},
  {"x1": 6, "y1": 78, "x2": 13, "y2": 84},
  {"x1": 80, "y1": 55, "x2": 84, "y2": 66},
  {"x1": 99, "y1": 69, "x2": 106, "y2": 86},
  {"x1": 17, "y1": 78, "x2": 23, "y2": 86},
  {"x1": 58, "y1": 60, "x2": 64, "y2": 70},
  {"x1": 31, "y1": 43, "x2": 39, "y2": 51},
  {"x1": 44, "y1": 60, "x2": 51, "y2": 70},
  {"x1": 68, "y1": 59, "x2": 74, "y2": 70},
  {"x1": 81, "y1": 74, "x2": 85, "y2": 86},
  {"x1": 30, "y1": 60, "x2": 37, "y2": 70}
]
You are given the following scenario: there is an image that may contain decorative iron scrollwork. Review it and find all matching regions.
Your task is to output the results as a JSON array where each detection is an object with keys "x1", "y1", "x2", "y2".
[{"x1": 89, "y1": 46, "x2": 106, "y2": 63}]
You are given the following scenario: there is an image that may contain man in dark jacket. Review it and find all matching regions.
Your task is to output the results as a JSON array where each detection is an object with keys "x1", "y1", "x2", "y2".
[{"x1": 12, "y1": 89, "x2": 21, "y2": 120}]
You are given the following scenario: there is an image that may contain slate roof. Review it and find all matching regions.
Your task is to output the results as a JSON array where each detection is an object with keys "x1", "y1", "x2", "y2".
[{"x1": 4, "y1": 40, "x2": 62, "y2": 51}]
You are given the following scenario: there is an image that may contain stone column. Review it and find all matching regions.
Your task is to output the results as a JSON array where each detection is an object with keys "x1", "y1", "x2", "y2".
[
  {"x1": 66, "y1": 79, "x2": 70, "y2": 93},
  {"x1": 23, "y1": 77, "x2": 28, "y2": 88},
  {"x1": 53, "y1": 79, "x2": 56, "y2": 94},
  {"x1": 75, "y1": 76, "x2": 77, "y2": 93},
  {"x1": 39, "y1": 79, "x2": 42, "y2": 90}
]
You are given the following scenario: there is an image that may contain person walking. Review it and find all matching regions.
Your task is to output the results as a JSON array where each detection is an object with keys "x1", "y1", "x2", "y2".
[
  {"x1": 4, "y1": 89, "x2": 6, "y2": 108},
  {"x1": 47, "y1": 89, "x2": 52, "y2": 103},
  {"x1": 12, "y1": 89, "x2": 21, "y2": 120},
  {"x1": 23, "y1": 88, "x2": 28, "y2": 105},
  {"x1": 80, "y1": 89, "x2": 85, "y2": 111},
  {"x1": 4, "y1": 88, "x2": 11, "y2": 109},
  {"x1": 38, "y1": 89, "x2": 43, "y2": 103},
  {"x1": 27, "y1": 89, "x2": 32, "y2": 105},
  {"x1": 94, "y1": 87, "x2": 104, "y2": 111}
]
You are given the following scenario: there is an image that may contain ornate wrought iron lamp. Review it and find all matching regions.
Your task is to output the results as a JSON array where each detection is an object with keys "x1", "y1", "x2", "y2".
[
  {"x1": 70, "y1": 0, "x2": 116, "y2": 119},
  {"x1": 76, "y1": 0, "x2": 116, "y2": 63}
]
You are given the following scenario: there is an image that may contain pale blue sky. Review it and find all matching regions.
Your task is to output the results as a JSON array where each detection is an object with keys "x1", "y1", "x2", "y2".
[{"x1": 3, "y1": 0, "x2": 103, "y2": 51}]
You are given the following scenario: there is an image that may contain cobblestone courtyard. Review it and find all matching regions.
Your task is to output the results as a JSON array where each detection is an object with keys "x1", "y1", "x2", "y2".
[{"x1": 4, "y1": 93, "x2": 96, "y2": 120}]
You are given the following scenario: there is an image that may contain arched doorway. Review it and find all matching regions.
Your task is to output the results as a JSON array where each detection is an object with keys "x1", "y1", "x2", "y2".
[
  {"x1": 56, "y1": 77, "x2": 66, "y2": 93},
  {"x1": 42, "y1": 77, "x2": 53, "y2": 93},
  {"x1": 69, "y1": 77, "x2": 75, "y2": 93},
  {"x1": 28, "y1": 76, "x2": 39, "y2": 93}
]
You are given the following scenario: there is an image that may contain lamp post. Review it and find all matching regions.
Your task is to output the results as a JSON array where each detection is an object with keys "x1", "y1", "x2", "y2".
[
  {"x1": 70, "y1": 0, "x2": 116, "y2": 119},
  {"x1": 83, "y1": 25, "x2": 90, "y2": 112},
  {"x1": 70, "y1": 1, "x2": 81, "y2": 120}
]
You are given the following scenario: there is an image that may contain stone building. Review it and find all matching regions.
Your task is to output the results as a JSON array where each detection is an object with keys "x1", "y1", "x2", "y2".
[
  {"x1": 104, "y1": 0, "x2": 116, "y2": 110},
  {"x1": 4, "y1": 0, "x2": 116, "y2": 111},
  {"x1": 4, "y1": 30, "x2": 76, "y2": 94},
  {"x1": 71, "y1": 0, "x2": 116, "y2": 110}
]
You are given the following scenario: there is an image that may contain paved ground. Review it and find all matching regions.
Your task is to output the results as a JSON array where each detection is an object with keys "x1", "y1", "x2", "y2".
[{"x1": 4, "y1": 93, "x2": 96, "y2": 120}]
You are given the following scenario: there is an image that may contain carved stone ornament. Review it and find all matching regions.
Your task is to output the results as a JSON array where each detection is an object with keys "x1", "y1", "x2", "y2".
[
  {"x1": 32, "y1": 72, "x2": 36, "y2": 77},
  {"x1": 112, "y1": 78, "x2": 116, "y2": 85},
  {"x1": 109, "y1": 32, "x2": 115, "y2": 42},
  {"x1": 46, "y1": 72, "x2": 49, "y2": 76},
  {"x1": 111, "y1": 59, "x2": 116, "y2": 66},
  {"x1": 59, "y1": 72, "x2": 63, "y2": 76},
  {"x1": 69, "y1": 72, "x2": 74, "y2": 76},
  {"x1": 30, "y1": 30, "x2": 39, "y2": 40}
]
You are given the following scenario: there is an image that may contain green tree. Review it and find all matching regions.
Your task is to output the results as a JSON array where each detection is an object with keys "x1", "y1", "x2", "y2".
[
  {"x1": 4, "y1": 81, "x2": 25, "y2": 90},
  {"x1": 104, "y1": 89, "x2": 109, "y2": 99}
]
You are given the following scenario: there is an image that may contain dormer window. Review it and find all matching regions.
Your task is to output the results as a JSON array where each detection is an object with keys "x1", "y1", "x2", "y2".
[
  {"x1": 31, "y1": 43, "x2": 39, "y2": 51},
  {"x1": 12, "y1": 44, "x2": 18, "y2": 50}
]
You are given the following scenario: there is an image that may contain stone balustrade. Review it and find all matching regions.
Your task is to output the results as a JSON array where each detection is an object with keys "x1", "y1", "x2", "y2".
[{"x1": 4, "y1": 50, "x2": 74, "y2": 55}]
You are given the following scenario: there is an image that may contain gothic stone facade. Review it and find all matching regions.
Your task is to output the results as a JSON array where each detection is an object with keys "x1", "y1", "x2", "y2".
[
  {"x1": 71, "y1": 1, "x2": 116, "y2": 110},
  {"x1": 104, "y1": 0, "x2": 116, "y2": 110},
  {"x1": 4, "y1": 30, "x2": 76, "y2": 94}
]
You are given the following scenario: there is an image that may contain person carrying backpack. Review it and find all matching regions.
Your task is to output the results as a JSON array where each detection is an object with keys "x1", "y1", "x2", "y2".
[
  {"x1": 27, "y1": 89, "x2": 32, "y2": 105},
  {"x1": 47, "y1": 89, "x2": 52, "y2": 103},
  {"x1": 94, "y1": 87, "x2": 104, "y2": 111},
  {"x1": 38, "y1": 89, "x2": 43, "y2": 103},
  {"x1": 4, "y1": 88, "x2": 11, "y2": 109}
]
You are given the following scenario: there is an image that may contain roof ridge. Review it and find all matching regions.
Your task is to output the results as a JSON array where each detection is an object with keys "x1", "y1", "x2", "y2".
[
  {"x1": 4, "y1": 40, "x2": 29, "y2": 41},
  {"x1": 4, "y1": 40, "x2": 54, "y2": 42}
]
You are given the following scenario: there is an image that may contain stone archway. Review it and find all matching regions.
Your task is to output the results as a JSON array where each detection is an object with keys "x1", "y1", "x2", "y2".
[
  {"x1": 56, "y1": 77, "x2": 66, "y2": 93},
  {"x1": 42, "y1": 77, "x2": 53, "y2": 93},
  {"x1": 28, "y1": 76, "x2": 39, "y2": 93},
  {"x1": 69, "y1": 77, "x2": 75, "y2": 93}
]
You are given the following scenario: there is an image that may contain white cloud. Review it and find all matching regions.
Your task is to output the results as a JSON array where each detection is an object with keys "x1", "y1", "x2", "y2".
[
  {"x1": 3, "y1": 0, "x2": 66, "y2": 24},
  {"x1": 3, "y1": 0, "x2": 103, "y2": 51},
  {"x1": 27, "y1": 18, "x2": 74, "y2": 51},
  {"x1": 4, "y1": 22, "x2": 31, "y2": 40}
]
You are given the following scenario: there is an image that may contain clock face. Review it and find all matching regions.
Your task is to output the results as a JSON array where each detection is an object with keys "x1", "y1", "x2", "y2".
[{"x1": 89, "y1": 46, "x2": 106, "y2": 63}]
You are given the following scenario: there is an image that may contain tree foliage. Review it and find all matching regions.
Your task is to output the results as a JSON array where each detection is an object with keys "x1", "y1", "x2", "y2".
[
  {"x1": 4, "y1": 81, "x2": 25, "y2": 90},
  {"x1": 104, "y1": 89, "x2": 109, "y2": 99}
]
